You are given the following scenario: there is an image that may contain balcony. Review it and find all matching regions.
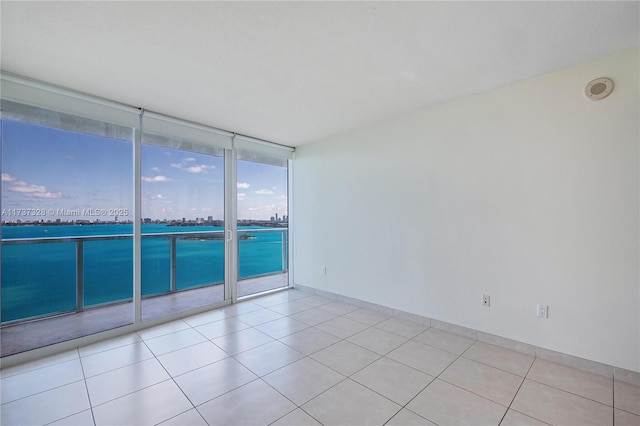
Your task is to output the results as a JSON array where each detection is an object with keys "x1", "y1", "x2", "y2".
[{"x1": 0, "y1": 228, "x2": 289, "y2": 357}]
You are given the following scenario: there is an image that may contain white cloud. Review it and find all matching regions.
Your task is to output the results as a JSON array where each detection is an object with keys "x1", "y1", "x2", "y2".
[
  {"x1": 171, "y1": 158, "x2": 214, "y2": 174},
  {"x1": 190, "y1": 165, "x2": 210, "y2": 173},
  {"x1": 255, "y1": 189, "x2": 274, "y2": 195},
  {"x1": 237, "y1": 193, "x2": 246, "y2": 201},
  {"x1": 2, "y1": 173, "x2": 63, "y2": 199},
  {"x1": 151, "y1": 167, "x2": 161, "y2": 172},
  {"x1": 142, "y1": 175, "x2": 171, "y2": 182},
  {"x1": 237, "y1": 182, "x2": 250, "y2": 189},
  {"x1": 145, "y1": 193, "x2": 174, "y2": 204}
]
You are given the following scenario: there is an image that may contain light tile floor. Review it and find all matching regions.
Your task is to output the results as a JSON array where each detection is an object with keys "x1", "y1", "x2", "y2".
[
  {"x1": 1, "y1": 289, "x2": 639, "y2": 426},
  {"x1": 1, "y1": 273, "x2": 288, "y2": 357}
]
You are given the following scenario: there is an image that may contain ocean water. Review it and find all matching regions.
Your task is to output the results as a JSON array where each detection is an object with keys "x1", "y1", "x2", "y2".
[{"x1": 1, "y1": 224, "x2": 287, "y2": 322}]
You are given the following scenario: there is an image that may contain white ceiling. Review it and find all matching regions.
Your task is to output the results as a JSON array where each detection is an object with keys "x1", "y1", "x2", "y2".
[{"x1": 1, "y1": 1, "x2": 638, "y2": 147}]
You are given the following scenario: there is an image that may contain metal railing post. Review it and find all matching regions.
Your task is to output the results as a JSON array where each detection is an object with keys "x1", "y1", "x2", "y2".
[
  {"x1": 76, "y1": 240, "x2": 84, "y2": 312},
  {"x1": 281, "y1": 229, "x2": 287, "y2": 272},
  {"x1": 170, "y1": 236, "x2": 177, "y2": 292}
]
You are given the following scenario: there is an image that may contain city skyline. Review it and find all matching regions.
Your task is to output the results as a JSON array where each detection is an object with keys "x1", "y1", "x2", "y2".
[{"x1": 1, "y1": 119, "x2": 288, "y2": 222}]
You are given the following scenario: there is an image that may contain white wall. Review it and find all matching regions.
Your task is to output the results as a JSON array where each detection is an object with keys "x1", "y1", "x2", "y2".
[{"x1": 292, "y1": 49, "x2": 640, "y2": 372}]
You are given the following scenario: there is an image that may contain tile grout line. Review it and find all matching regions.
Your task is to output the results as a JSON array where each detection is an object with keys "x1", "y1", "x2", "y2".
[
  {"x1": 611, "y1": 374, "x2": 616, "y2": 425},
  {"x1": 136, "y1": 328, "x2": 205, "y2": 425},
  {"x1": 312, "y1": 316, "x2": 458, "y2": 425},
  {"x1": 401, "y1": 334, "x2": 486, "y2": 414},
  {"x1": 0, "y1": 355, "x2": 75, "y2": 380},
  {"x1": 441, "y1": 337, "x2": 619, "y2": 419},
  {"x1": 257, "y1": 301, "x2": 403, "y2": 424},
  {"x1": 80, "y1": 301, "x2": 485, "y2": 425},
  {"x1": 458, "y1": 342, "x2": 533, "y2": 377},
  {"x1": 496, "y1": 353, "x2": 540, "y2": 425},
  {"x1": 395, "y1": 335, "x2": 534, "y2": 425},
  {"x1": 308, "y1": 312, "x2": 436, "y2": 421},
  {"x1": 180, "y1": 302, "x2": 308, "y2": 424},
  {"x1": 523, "y1": 372, "x2": 617, "y2": 409},
  {"x1": 612, "y1": 373, "x2": 615, "y2": 426},
  {"x1": 40, "y1": 348, "x2": 97, "y2": 426},
  {"x1": 466, "y1": 346, "x2": 620, "y2": 412},
  {"x1": 6, "y1": 291, "x2": 636, "y2": 426},
  {"x1": 212, "y1": 294, "x2": 308, "y2": 423},
  {"x1": 150, "y1": 294, "x2": 294, "y2": 422},
  {"x1": 168, "y1": 309, "x2": 274, "y2": 419},
  {"x1": 1, "y1": 296, "x2": 284, "y2": 424},
  {"x1": 0, "y1": 358, "x2": 88, "y2": 410}
]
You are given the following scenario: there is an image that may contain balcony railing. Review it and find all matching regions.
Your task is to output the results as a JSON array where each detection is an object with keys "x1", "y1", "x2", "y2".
[{"x1": 0, "y1": 228, "x2": 288, "y2": 324}]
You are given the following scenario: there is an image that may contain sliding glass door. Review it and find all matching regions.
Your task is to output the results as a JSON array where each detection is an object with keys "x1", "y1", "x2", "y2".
[
  {"x1": 140, "y1": 135, "x2": 226, "y2": 321},
  {"x1": 0, "y1": 74, "x2": 293, "y2": 358},
  {"x1": 236, "y1": 149, "x2": 290, "y2": 298},
  {"x1": 1, "y1": 101, "x2": 136, "y2": 356}
]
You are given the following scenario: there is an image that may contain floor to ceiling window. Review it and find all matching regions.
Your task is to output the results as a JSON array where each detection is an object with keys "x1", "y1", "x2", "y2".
[
  {"x1": 236, "y1": 146, "x2": 290, "y2": 298},
  {"x1": 0, "y1": 74, "x2": 294, "y2": 358},
  {"x1": 140, "y1": 114, "x2": 231, "y2": 321},
  {"x1": 0, "y1": 99, "x2": 137, "y2": 356}
]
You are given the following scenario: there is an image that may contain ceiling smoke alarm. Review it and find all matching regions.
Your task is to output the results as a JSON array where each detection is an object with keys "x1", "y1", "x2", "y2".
[{"x1": 585, "y1": 77, "x2": 613, "y2": 100}]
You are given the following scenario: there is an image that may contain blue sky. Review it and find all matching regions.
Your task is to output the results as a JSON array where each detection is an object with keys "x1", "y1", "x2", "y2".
[{"x1": 1, "y1": 120, "x2": 288, "y2": 221}]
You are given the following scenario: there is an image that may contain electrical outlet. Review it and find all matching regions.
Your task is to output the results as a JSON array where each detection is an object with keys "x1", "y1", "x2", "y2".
[
  {"x1": 482, "y1": 294, "x2": 490, "y2": 307},
  {"x1": 537, "y1": 304, "x2": 548, "y2": 318}
]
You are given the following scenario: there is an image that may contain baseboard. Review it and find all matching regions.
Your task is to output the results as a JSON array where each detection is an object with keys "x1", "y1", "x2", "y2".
[{"x1": 292, "y1": 283, "x2": 640, "y2": 384}]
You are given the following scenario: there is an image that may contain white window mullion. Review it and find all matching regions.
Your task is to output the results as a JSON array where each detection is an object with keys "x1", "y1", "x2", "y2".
[
  {"x1": 224, "y1": 146, "x2": 238, "y2": 303},
  {"x1": 133, "y1": 114, "x2": 143, "y2": 323}
]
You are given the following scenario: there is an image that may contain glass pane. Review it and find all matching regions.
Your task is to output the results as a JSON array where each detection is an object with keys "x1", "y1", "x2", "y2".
[
  {"x1": 84, "y1": 238, "x2": 133, "y2": 306},
  {"x1": 175, "y1": 236, "x2": 224, "y2": 290},
  {"x1": 236, "y1": 154, "x2": 289, "y2": 297},
  {"x1": 142, "y1": 237, "x2": 170, "y2": 296},
  {"x1": 1, "y1": 116, "x2": 134, "y2": 356},
  {"x1": 140, "y1": 139, "x2": 225, "y2": 321},
  {"x1": 1, "y1": 239, "x2": 75, "y2": 321}
]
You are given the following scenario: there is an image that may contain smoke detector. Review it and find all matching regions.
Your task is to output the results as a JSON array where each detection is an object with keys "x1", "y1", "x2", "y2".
[{"x1": 585, "y1": 77, "x2": 613, "y2": 101}]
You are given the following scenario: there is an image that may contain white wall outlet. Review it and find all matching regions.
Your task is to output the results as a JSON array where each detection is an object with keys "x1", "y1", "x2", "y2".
[
  {"x1": 537, "y1": 304, "x2": 548, "y2": 318},
  {"x1": 482, "y1": 294, "x2": 490, "y2": 307}
]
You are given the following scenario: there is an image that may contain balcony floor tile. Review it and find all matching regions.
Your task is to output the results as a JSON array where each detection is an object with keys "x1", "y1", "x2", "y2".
[{"x1": 1, "y1": 273, "x2": 287, "y2": 357}]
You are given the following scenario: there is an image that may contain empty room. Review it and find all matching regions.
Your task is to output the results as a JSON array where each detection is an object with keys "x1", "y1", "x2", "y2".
[{"x1": 0, "y1": 2, "x2": 638, "y2": 425}]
